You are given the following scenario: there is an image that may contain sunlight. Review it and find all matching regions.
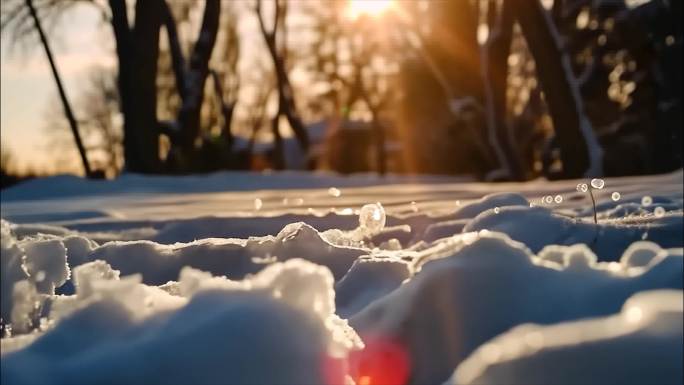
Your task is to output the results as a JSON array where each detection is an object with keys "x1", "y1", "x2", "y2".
[{"x1": 347, "y1": 0, "x2": 393, "y2": 19}]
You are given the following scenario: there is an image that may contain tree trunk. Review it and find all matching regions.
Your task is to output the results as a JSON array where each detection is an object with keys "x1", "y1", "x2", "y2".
[
  {"x1": 177, "y1": 0, "x2": 220, "y2": 154},
  {"x1": 109, "y1": 0, "x2": 163, "y2": 174},
  {"x1": 210, "y1": 70, "x2": 235, "y2": 147},
  {"x1": 514, "y1": 0, "x2": 602, "y2": 177},
  {"x1": 271, "y1": 113, "x2": 285, "y2": 169},
  {"x1": 162, "y1": 1, "x2": 187, "y2": 102},
  {"x1": 27, "y1": 0, "x2": 91, "y2": 177},
  {"x1": 108, "y1": 0, "x2": 137, "y2": 171},
  {"x1": 483, "y1": 0, "x2": 523, "y2": 179},
  {"x1": 274, "y1": 61, "x2": 309, "y2": 153},
  {"x1": 487, "y1": 1, "x2": 514, "y2": 134},
  {"x1": 131, "y1": 0, "x2": 163, "y2": 173},
  {"x1": 256, "y1": 0, "x2": 309, "y2": 166}
]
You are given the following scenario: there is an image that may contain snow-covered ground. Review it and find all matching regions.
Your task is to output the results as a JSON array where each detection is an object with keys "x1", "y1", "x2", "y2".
[{"x1": 1, "y1": 170, "x2": 682, "y2": 385}]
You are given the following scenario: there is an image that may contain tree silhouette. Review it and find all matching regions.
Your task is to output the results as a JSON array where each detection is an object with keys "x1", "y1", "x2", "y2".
[
  {"x1": 2, "y1": 0, "x2": 93, "y2": 177},
  {"x1": 256, "y1": 0, "x2": 310, "y2": 169}
]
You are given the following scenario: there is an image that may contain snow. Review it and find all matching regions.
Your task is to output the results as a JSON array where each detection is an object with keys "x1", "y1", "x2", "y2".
[
  {"x1": 3, "y1": 259, "x2": 362, "y2": 385},
  {"x1": 349, "y1": 231, "x2": 682, "y2": 384},
  {"x1": 1, "y1": 169, "x2": 682, "y2": 384},
  {"x1": 451, "y1": 290, "x2": 682, "y2": 385}
]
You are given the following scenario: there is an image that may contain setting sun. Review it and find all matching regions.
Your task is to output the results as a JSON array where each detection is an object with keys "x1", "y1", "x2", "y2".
[{"x1": 347, "y1": 0, "x2": 393, "y2": 19}]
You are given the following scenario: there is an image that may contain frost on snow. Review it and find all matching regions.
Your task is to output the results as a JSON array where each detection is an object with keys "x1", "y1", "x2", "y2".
[{"x1": 0, "y1": 170, "x2": 682, "y2": 385}]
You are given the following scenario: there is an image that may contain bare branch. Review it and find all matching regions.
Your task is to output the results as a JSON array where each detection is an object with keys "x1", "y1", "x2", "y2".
[
  {"x1": 255, "y1": 0, "x2": 274, "y2": 46},
  {"x1": 273, "y1": 0, "x2": 281, "y2": 41},
  {"x1": 161, "y1": 0, "x2": 187, "y2": 100}
]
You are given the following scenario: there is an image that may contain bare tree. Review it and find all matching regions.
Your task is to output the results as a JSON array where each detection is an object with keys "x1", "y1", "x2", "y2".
[
  {"x1": 513, "y1": 0, "x2": 602, "y2": 177},
  {"x1": 79, "y1": 69, "x2": 123, "y2": 176},
  {"x1": 302, "y1": 1, "x2": 397, "y2": 174},
  {"x1": 210, "y1": 4, "x2": 241, "y2": 148},
  {"x1": 2, "y1": 0, "x2": 93, "y2": 176},
  {"x1": 481, "y1": 0, "x2": 523, "y2": 180},
  {"x1": 108, "y1": 0, "x2": 234, "y2": 173},
  {"x1": 256, "y1": 0, "x2": 309, "y2": 169},
  {"x1": 108, "y1": 0, "x2": 164, "y2": 173},
  {"x1": 42, "y1": 67, "x2": 122, "y2": 177},
  {"x1": 173, "y1": 0, "x2": 220, "y2": 155}
]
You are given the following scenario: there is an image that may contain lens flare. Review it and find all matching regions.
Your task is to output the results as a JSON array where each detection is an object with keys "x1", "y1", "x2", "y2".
[{"x1": 349, "y1": 334, "x2": 410, "y2": 385}]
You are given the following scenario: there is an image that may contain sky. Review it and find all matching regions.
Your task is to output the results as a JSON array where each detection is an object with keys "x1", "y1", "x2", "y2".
[
  {"x1": 1, "y1": 3, "x2": 116, "y2": 174},
  {"x1": 0, "y1": 1, "x2": 311, "y2": 175}
]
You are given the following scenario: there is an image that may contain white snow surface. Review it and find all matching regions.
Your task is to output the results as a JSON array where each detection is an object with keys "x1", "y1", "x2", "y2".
[{"x1": 1, "y1": 169, "x2": 682, "y2": 385}]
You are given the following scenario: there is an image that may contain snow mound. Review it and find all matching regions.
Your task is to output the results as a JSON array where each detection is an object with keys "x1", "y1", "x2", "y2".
[
  {"x1": 1, "y1": 259, "x2": 362, "y2": 385},
  {"x1": 350, "y1": 231, "x2": 682, "y2": 384},
  {"x1": 80, "y1": 222, "x2": 365, "y2": 285},
  {"x1": 464, "y1": 205, "x2": 683, "y2": 259},
  {"x1": 19, "y1": 239, "x2": 69, "y2": 295},
  {"x1": 1, "y1": 170, "x2": 682, "y2": 384},
  {"x1": 452, "y1": 290, "x2": 683, "y2": 385},
  {"x1": 1, "y1": 221, "x2": 70, "y2": 330},
  {"x1": 335, "y1": 255, "x2": 412, "y2": 318},
  {"x1": 1, "y1": 220, "x2": 30, "y2": 326},
  {"x1": 620, "y1": 241, "x2": 665, "y2": 268},
  {"x1": 452, "y1": 193, "x2": 529, "y2": 220}
]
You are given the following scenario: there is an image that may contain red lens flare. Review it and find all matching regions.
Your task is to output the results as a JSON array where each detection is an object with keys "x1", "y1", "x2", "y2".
[
  {"x1": 322, "y1": 355, "x2": 348, "y2": 385},
  {"x1": 349, "y1": 334, "x2": 411, "y2": 385}
]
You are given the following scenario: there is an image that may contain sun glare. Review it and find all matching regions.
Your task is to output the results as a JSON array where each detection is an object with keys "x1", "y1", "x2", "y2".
[{"x1": 347, "y1": 0, "x2": 393, "y2": 19}]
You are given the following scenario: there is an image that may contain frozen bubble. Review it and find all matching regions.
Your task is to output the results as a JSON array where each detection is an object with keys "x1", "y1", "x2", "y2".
[
  {"x1": 410, "y1": 201, "x2": 418, "y2": 213},
  {"x1": 254, "y1": 198, "x2": 263, "y2": 211},
  {"x1": 544, "y1": 196, "x2": 553, "y2": 204},
  {"x1": 493, "y1": 207, "x2": 500, "y2": 214},
  {"x1": 654, "y1": 206, "x2": 665, "y2": 217},
  {"x1": 576, "y1": 183, "x2": 588, "y2": 193},
  {"x1": 611, "y1": 192, "x2": 621, "y2": 201},
  {"x1": 359, "y1": 203, "x2": 386, "y2": 235},
  {"x1": 590, "y1": 178, "x2": 605, "y2": 189},
  {"x1": 641, "y1": 196, "x2": 653, "y2": 207},
  {"x1": 554, "y1": 195, "x2": 563, "y2": 204},
  {"x1": 328, "y1": 187, "x2": 341, "y2": 197}
]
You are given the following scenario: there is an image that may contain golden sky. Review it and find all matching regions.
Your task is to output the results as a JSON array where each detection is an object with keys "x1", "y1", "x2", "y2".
[{"x1": 1, "y1": 3, "x2": 116, "y2": 174}]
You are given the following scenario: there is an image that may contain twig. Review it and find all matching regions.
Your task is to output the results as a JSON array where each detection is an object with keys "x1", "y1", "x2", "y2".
[{"x1": 588, "y1": 183, "x2": 599, "y2": 246}]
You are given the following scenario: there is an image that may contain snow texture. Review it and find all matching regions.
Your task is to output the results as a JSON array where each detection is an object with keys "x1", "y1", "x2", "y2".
[
  {"x1": 451, "y1": 290, "x2": 682, "y2": 385},
  {"x1": 1, "y1": 169, "x2": 682, "y2": 385}
]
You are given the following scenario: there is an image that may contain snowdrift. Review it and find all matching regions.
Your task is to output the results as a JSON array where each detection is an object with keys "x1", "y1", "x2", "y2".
[{"x1": 1, "y1": 170, "x2": 682, "y2": 385}]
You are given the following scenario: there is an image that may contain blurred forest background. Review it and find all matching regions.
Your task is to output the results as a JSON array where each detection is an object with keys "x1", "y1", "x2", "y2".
[{"x1": 1, "y1": 0, "x2": 681, "y2": 188}]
